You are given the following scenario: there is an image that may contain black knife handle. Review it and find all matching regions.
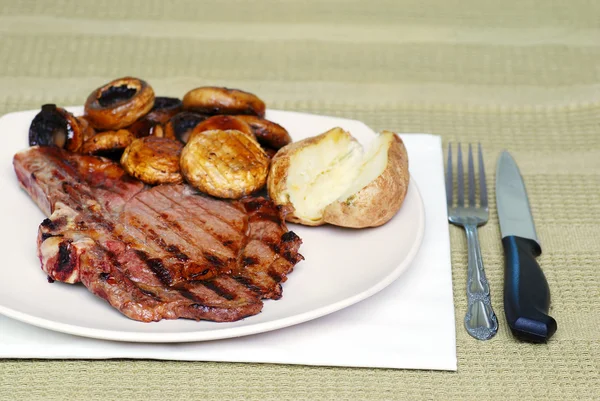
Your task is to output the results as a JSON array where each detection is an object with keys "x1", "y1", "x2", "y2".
[{"x1": 502, "y1": 235, "x2": 557, "y2": 343}]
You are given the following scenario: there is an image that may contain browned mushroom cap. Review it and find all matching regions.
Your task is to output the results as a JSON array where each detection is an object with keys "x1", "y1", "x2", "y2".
[
  {"x1": 149, "y1": 124, "x2": 168, "y2": 139},
  {"x1": 29, "y1": 104, "x2": 84, "y2": 153},
  {"x1": 146, "y1": 97, "x2": 183, "y2": 124},
  {"x1": 164, "y1": 111, "x2": 208, "y2": 143},
  {"x1": 84, "y1": 77, "x2": 155, "y2": 130},
  {"x1": 190, "y1": 115, "x2": 255, "y2": 142},
  {"x1": 125, "y1": 97, "x2": 181, "y2": 138},
  {"x1": 126, "y1": 118, "x2": 163, "y2": 138},
  {"x1": 263, "y1": 147, "x2": 278, "y2": 159},
  {"x1": 234, "y1": 115, "x2": 292, "y2": 149},
  {"x1": 76, "y1": 116, "x2": 96, "y2": 142},
  {"x1": 182, "y1": 87, "x2": 266, "y2": 117},
  {"x1": 81, "y1": 129, "x2": 135, "y2": 159},
  {"x1": 120, "y1": 136, "x2": 184, "y2": 185}
]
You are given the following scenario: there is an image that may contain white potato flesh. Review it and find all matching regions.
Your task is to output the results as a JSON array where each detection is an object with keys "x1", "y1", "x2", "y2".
[
  {"x1": 285, "y1": 129, "x2": 363, "y2": 221},
  {"x1": 336, "y1": 132, "x2": 393, "y2": 202}
]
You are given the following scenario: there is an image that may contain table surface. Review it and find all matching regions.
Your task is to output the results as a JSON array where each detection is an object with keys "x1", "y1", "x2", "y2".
[{"x1": 1, "y1": 1, "x2": 599, "y2": 400}]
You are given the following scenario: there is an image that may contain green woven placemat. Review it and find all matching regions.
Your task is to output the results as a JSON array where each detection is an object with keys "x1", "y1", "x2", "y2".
[{"x1": 1, "y1": 1, "x2": 599, "y2": 400}]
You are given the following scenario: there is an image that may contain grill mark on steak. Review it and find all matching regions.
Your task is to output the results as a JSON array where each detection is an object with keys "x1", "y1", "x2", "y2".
[
  {"x1": 178, "y1": 190, "x2": 246, "y2": 234},
  {"x1": 145, "y1": 258, "x2": 172, "y2": 285},
  {"x1": 41, "y1": 232, "x2": 62, "y2": 241},
  {"x1": 232, "y1": 276, "x2": 264, "y2": 294},
  {"x1": 165, "y1": 245, "x2": 189, "y2": 262},
  {"x1": 281, "y1": 231, "x2": 300, "y2": 243},
  {"x1": 200, "y1": 280, "x2": 235, "y2": 301},
  {"x1": 154, "y1": 187, "x2": 245, "y2": 249},
  {"x1": 41, "y1": 217, "x2": 65, "y2": 231},
  {"x1": 116, "y1": 210, "x2": 220, "y2": 286},
  {"x1": 204, "y1": 252, "x2": 225, "y2": 267},
  {"x1": 133, "y1": 250, "x2": 173, "y2": 286},
  {"x1": 54, "y1": 240, "x2": 75, "y2": 282},
  {"x1": 123, "y1": 203, "x2": 224, "y2": 282},
  {"x1": 135, "y1": 193, "x2": 236, "y2": 264},
  {"x1": 13, "y1": 146, "x2": 303, "y2": 322}
]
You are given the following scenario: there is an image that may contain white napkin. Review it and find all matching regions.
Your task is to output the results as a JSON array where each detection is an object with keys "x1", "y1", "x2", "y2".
[{"x1": 0, "y1": 134, "x2": 456, "y2": 371}]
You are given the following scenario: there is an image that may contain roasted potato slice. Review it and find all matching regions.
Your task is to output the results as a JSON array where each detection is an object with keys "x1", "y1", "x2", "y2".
[
  {"x1": 182, "y1": 87, "x2": 266, "y2": 117},
  {"x1": 268, "y1": 128, "x2": 409, "y2": 228},
  {"x1": 81, "y1": 129, "x2": 135, "y2": 158},
  {"x1": 180, "y1": 129, "x2": 269, "y2": 199},
  {"x1": 120, "y1": 136, "x2": 183, "y2": 185},
  {"x1": 235, "y1": 115, "x2": 292, "y2": 149},
  {"x1": 191, "y1": 115, "x2": 254, "y2": 141}
]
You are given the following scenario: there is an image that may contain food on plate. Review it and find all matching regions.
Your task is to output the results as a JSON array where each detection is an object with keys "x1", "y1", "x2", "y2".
[
  {"x1": 164, "y1": 111, "x2": 207, "y2": 143},
  {"x1": 268, "y1": 128, "x2": 409, "y2": 228},
  {"x1": 81, "y1": 128, "x2": 135, "y2": 158},
  {"x1": 322, "y1": 131, "x2": 409, "y2": 228},
  {"x1": 84, "y1": 77, "x2": 155, "y2": 130},
  {"x1": 180, "y1": 129, "x2": 269, "y2": 199},
  {"x1": 126, "y1": 117, "x2": 164, "y2": 138},
  {"x1": 14, "y1": 76, "x2": 413, "y2": 324},
  {"x1": 13, "y1": 147, "x2": 303, "y2": 322},
  {"x1": 263, "y1": 147, "x2": 278, "y2": 159},
  {"x1": 125, "y1": 97, "x2": 182, "y2": 138},
  {"x1": 29, "y1": 104, "x2": 84, "y2": 152},
  {"x1": 145, "y1": 96, "x2": 183, "y2": 124},
  {"x1": 76, "y1": 116, "x2": 96, "y2": 142},
  {"x1": 120, "y1": 136, "x2": 184, "y2": 185},
  {"x1": 235, "y1": 115, "x2": 292, "y2": 149},
  {"x1": 183, "y1": 86, "x2": 266, "y2": 117},
  {"x1": 191, "y1": 115, "x2": 254, "y2": 140}
]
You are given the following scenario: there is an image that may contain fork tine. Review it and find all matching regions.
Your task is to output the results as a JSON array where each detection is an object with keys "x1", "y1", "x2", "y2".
[
  {"x1": 478, "y1": 143, "x2": 488, "y2": 207},
  {"x1": 468, "y1": 144, "x2": 475, "y2": 206},
  {"x1": 446, "y1": 144, "x2": 453, "y2": 207},
  {"x1": 457, "y1": 143, "x2": 464, "y2": 206}
]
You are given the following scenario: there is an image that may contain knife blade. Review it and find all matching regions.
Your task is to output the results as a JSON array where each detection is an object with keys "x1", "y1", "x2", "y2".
[{"x1": 496, "y1": 151, "x2": 557, "y2": 342}]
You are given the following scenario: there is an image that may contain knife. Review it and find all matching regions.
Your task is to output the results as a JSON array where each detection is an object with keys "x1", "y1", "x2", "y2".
[{"x1": 496, "y1": 151, "x2": 557, "y2": 343}]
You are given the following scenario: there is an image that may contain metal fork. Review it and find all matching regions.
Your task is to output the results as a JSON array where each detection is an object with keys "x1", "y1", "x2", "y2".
[{"x1": 446, "y1": 143, "x2": 498, "y2": 341}]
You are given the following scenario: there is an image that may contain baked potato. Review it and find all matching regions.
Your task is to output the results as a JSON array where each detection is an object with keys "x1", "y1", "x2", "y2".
[
  {"x1": 267, "y1": 128, "x2": 409, "y2": 228},
  {"x1": 180, "y1": 129, "x2": 269, "y2": 199},
  {"x1": 120, "y1": 136, "x2": 184, "y2": 185}
]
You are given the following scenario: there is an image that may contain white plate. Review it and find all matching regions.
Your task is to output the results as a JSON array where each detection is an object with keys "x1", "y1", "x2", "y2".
[{"x1": 0, "y1": 107, "x2": 424, "y2": 343}]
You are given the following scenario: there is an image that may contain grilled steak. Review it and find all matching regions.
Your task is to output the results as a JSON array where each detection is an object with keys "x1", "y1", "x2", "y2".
[{"x1": 13, "y1": 146, "x2": 303, "y2": 322}]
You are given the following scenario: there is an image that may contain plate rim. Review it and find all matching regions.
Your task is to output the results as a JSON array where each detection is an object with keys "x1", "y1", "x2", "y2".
[{"x1": 0, "y1": 108, "x2": 425, "y2": 343}]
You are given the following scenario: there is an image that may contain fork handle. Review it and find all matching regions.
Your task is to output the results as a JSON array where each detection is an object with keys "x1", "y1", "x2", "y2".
[
  {"x1": 502, "y1": 236, "x2": 557, "y2": 343},
  {"x1": 464, "y1": 224, "x2": 498, "y2": 340}
]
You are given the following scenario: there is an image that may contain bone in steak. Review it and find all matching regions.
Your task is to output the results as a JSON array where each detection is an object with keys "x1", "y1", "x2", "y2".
[{"x1": 13, "y1": 146, "x2": 303, "y2": 322}]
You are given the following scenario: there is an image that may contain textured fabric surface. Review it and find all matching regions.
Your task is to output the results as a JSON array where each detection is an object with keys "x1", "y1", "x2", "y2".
[{"x1": 1, "y1": 0, "x2": 599, "y2": 400}]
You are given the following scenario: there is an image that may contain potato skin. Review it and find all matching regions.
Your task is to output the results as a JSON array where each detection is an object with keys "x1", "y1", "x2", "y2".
[
  {"x1": 181, "y1": 129, "x2": 269, "y2": 199},
  {"x1": 120, "y1": 136, "x2": 184, "y2": 185},
  {"x1": 323, "y1": 133, "x2": 409, "y2": 228}
]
